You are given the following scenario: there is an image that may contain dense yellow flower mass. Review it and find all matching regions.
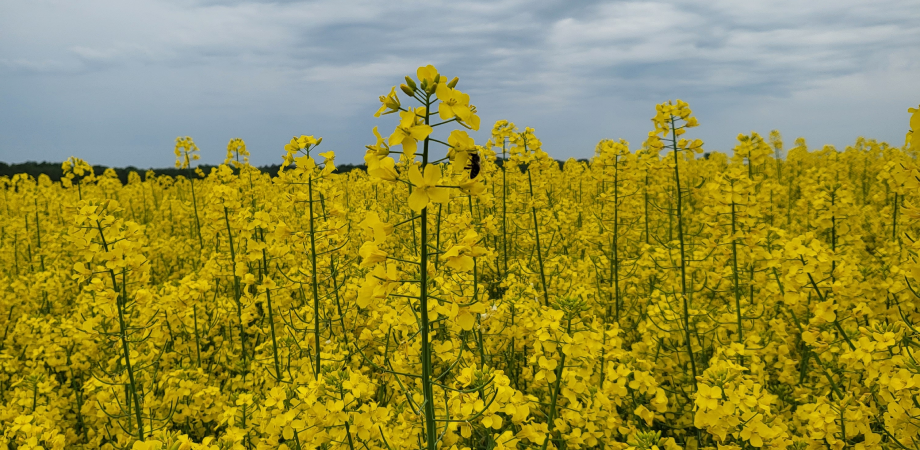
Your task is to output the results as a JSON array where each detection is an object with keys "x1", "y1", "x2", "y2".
[{"x1": 1, "y1": 66, "x2": 919, "y2": 450}]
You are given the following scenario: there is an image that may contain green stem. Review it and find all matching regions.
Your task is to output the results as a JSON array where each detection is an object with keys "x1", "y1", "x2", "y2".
[
  {"x1": 670, "y1": 116, "x2": 698, "y2": 390},
  {"x1": 420, "y1": 94, "x2": 437, "y2": 450},
  {"x1": 644, "y1": 170, "x2": 651, "y2": 245},
  {"x1": 193, "y1": 305, "x2": 202, "y2": 368},
  {"x1": 189, "y1": 173, "x2": 204, "y2": 253},
  {"x1": 771, "y1": 268, "x2": 844, "y2": 399},
  {"x1": 309, "y1": 175, "x2": 322, "y2": 379},
  {"x1": 527, "y1": 168, "x2": 550, "y2": 307},
  {"x1": 830, "y1": 190, "x2": 837, "y2": 284},
  {"x1": 892, "y1": 192, "x2": 899, "y2": 242},
  {"x1": 223, "y1": 207, "x2": 248, "y2": 362},
  {"x1": 730, "y1": 196, "x2": 744, "y2": 362},
  {"x1": 260, "y1": 229, "x2": 283, "y2": 382},
  {"x1": 96, "y1": 221, "x2": 144, "y2": 442},
  {"x1": 502, "y1": 140, "x2": 509, "y2": 278},
  {"x1": 540, "y1": 317, "x2": 571, "y2": 450},
  {"x1": 612, "y1": 155, "x2": 621, "y2": 323}
]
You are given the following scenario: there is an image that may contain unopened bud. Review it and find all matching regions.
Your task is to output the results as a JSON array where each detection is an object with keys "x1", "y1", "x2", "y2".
[
  {"x1": 316, "y1": 137, "x2": 323, "y2": 146},
  {"x1": 447, "y1": 77, "x2": 459, "y2": 89},
  {"x1": 405, "y1": 76, "x2": 417, "y2": 90},
  {"x1": 400, "y1": 84, "x2": 415, "y2": 96},
  {"x1": 425, "y1": 82, "x2": 437, "y2": 95},
  {"x1": 434, "y1": 74, "x2": 441, "y2": 84}
]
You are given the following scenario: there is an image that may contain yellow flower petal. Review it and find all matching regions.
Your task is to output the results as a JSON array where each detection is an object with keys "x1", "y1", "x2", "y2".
[
  {"x1": 408, "y1": 189, "x2": 428, "y2": 212},
  {"x1": 428, "y1": 186, "x2": 450, "y2": 205},
  {"x1": 408, "y1": 165, "x2": 425, "y2": 186},
  {"x1": 423, "y1": 164, "x2": 441, "y2": 185}
]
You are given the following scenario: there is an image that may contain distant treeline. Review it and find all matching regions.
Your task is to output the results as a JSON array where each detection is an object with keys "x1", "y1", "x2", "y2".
[
  {"x1": 0, "y1": 161, "x2": 369, "y2": 185},
  {"x1": 0, "y1": 158, "x2": 602, "y2": 185}
]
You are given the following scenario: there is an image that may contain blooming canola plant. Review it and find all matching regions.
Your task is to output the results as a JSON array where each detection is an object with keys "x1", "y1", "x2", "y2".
[{"x1": 1, "y1": 65, "x2": 920, "y2": 450}]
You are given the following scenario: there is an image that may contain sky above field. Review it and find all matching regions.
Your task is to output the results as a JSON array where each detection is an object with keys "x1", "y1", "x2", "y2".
[{"x1": 1, "y1": 0, "x2": 919, "y2": 168}]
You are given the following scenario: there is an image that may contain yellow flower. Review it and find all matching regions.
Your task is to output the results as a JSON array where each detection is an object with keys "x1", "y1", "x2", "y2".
[
  {"x1": 407, "y1": 164, "x2": 449, "y2": 212},
  {"x1": 174, "y1": 136, "x2": 199, "y2": 169},
  {"x1": 365, "y1": 126, "x2": 390, "y2": 157},
  {"x1": 442, "y1": 230, "x2": 487, "y2": 272},
  {"x1": 696, "y1": 384, "x2": 722, "y2": 410},
  {"x1": 908, "y1": 104, "x2": 920, "y2": 150},
  {"x1": 447, "y1": 130, "x2": 477, "y2": 169},
  {"x1": 357, "y1": 263, "x2": 398, "y2": 308},
  {"x1": 225, "y1": 137, "x2": 249, "y2": 166},
  {"x1": 264, "y1": 386, "x2": 287, "y2": 408},
  {"x1": 358, "y1": 212, "x2": 392, "y2": 242},
  {"x1": 634, "y1": 404, "x2": 655, "y2": 426},
  {"x1": 367, "y1": 156, "x2": 399, "y2": 182},
  {"x1": 458, "y1": 177, "x2": 485, "y2": 196},
  {"x1": 284, "y1": 135, "x2": 320, "y2": 153},
  {"x1": 436, "y1": 84, "x2": 473, "y2": 122},
  {"x1": 374, "y1": 86, "x2": 400, "y2": 117},
  {"x1": 462, "y1": 104, "x2": 481, "y2": 131},
  {"x1": 132, "y1": 441, "x2": 164, "y2": 450},
  {"x1": 358, "y1": 241, "x2": 387, "y2": 268},
  {"x1": 417, "y1": 64, "x2": 439, "y2": 86},
  {"x1": 388, "y1": 107, "x2": 433, "y2": 159}
]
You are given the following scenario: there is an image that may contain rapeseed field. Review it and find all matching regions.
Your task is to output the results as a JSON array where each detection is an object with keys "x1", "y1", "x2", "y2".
[{"x1": 2, "y1": 65, "x2": 920, "y2": 450}]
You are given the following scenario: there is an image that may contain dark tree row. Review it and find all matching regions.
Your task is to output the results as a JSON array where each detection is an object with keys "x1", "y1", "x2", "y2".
[{"x1": 0, "y1": 161, "x2": 370, "y2": 184}]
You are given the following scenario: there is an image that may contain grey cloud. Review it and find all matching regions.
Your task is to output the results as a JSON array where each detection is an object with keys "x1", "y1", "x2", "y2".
[{"x1": 1, "y1": 0, "x2": 918, "y2": 168}]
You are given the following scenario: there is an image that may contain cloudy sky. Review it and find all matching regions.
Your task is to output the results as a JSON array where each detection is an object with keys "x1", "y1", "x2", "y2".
[{"x1": 2, "y1": 0, "x2": 919, "y2": 167}]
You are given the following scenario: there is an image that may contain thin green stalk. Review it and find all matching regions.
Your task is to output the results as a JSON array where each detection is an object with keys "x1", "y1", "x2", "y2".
[
  {"x1": 435, "y1": 203, "x2": 442, "y2": 269},
  {"x1": 527, "y1": 169, "x2": 550, "y2": 307},
  {"x1": 13, "y1": 231, "x2": 19, "y2": 276},
  {"x1": 193, "y1": 305, "x2": 201, "y2": 368},
  {"x1": 188, "y1": 173, "x2": 204, "y2": 253},
  {"x1": 502, "y1": 140, "x2": 509, "y2": 277},
  {"x1": 419, "y1": 94, "x2": 437, "y2": 450},
  {"x1": 892, "y1": 192, "x2": 899, "y2": 241},
  {"x1": 96, "y1": 221, "x2": 144, "y2": 442},
  {"x1": 0, "y1": 307, "x2": 14, "y2": 354},
  {"x1": 260, "y1": 228, "x2": 283, "y2": 382},
  {"x1": 308, "y1": 175, "x2": 322, "y2": 379},
  {"x1": 34, "y1": 199, "x2": 45, "y2": 272},
  {"x1": 830, "y1": 190, "x2": 837, "y2": 283},
  {"x1": 73, "y1": 374, "x2": 88, "y2": 443},
  {"x1": 670, "y1": 116, "x2": 698, "y2": 390},
  {"x1": 802, "y1": 267, "x2": 855, "y2": 351},
  {"x1": 329, "y1": 258, "x2": 350, "y2": 348},
  {"x1": 540, "y1": 317, "x2": 571, "y2": 450},
  {"x1": 468, "y1": 195, "x2": 487, "y2": 367},
  {"x1": 730, "y1": 195, "x2": 744, "y2": 363},
  {"x1": 223, "y1": 207, "x2": 248, "y2": 362},
  {"x1": 612, "y1": 155, "x2": 621, "y2": 323},
  {"x1": 771, "y1": 268, "x2": 844, "y2": 399}
]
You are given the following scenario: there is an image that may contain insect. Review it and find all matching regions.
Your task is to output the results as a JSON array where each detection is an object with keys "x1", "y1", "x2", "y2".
[{"x1": 466, "y1": 152, "x2": 481, "y2": 179}]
